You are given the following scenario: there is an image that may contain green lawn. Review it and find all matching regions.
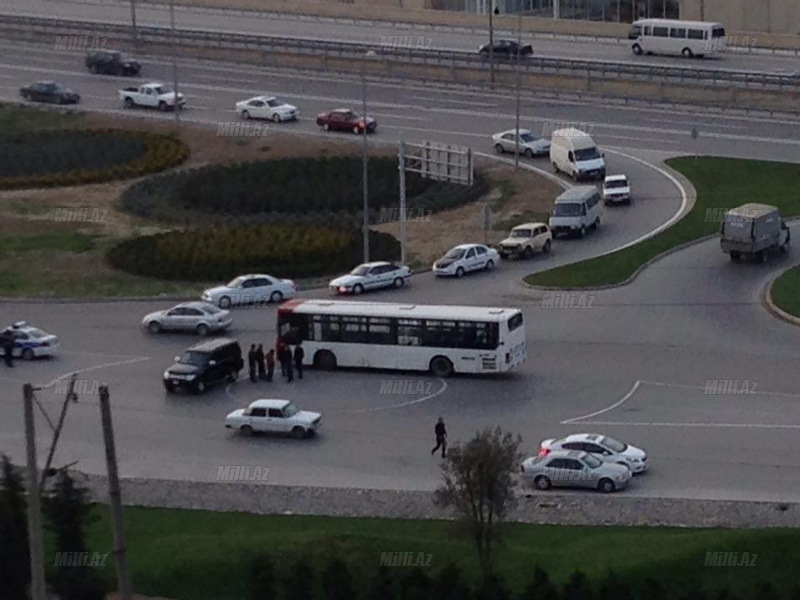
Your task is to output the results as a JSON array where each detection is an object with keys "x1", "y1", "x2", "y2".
[
  {"x1": 770, "y1": 265, "x2": 800, "y2": 318},
  {"x1": 64, "y1": 506, "x2": 800, "y2": 599},
  {"x1": 524, "y1": 158, "x2": 800, "y2": 288},
  {"x1": 0, "y1": 101, "x2": 83, "y2": 133}
]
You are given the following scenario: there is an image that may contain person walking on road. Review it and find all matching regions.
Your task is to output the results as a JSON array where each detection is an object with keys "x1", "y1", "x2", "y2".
[
  {"x1": 247, "y1": 344, "x2": 257, "y2": 383},
  {"x1": 283, "y1": 344, "x2": 294, "y2": 383},
  {"x1": 431, "y1": 417, "x2": 447, "y2": 458},
  {"x1": 293, "y1": 342, "x2": 304, "y2": 380},
  {"x1": 276, "y1": 337, "x2": 287, "y2": 377},
  {"x1": 2, "y1": 329, "x2": 14, "y2": 368},
  {"x1": 255, "y1": 344, "x2": 266, "y2": 380},
  {"x1": 265, "y1": 349, "x2": 275, "y2": 382}
]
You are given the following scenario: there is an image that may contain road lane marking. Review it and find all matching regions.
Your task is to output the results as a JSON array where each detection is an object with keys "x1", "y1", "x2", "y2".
[
  {"x1": 576, "y1": 420, "x2": 800, "y2": 430},
  {"x1": 338, "y1": 378, "x2": 448, "y2": 413},
  {"x1": 640, "y1": 379, "x2": 800, "y2": 398},
  {"x1": 561, "y1": 379, "x2": 641, "y2": 424}
]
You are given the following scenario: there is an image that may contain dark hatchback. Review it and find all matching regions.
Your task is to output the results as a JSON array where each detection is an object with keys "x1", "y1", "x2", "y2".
[
  {"x1": 86, "y1": 50, "x2": 141, "y2": 76},
  {"x1": 478, "y1": 39, "x2": 533, "y2": 58},
  {"x1": 163, "y1": 338, "x2": 244, "y2": 394},
  {"x1": 19, "y1": 81, "x2": 80, "y2": 104}
]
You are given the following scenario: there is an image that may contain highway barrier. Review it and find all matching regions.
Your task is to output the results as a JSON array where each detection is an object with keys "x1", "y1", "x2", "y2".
[{"x1": 2, "y1": 14, "x2": 798, "y2": 113}]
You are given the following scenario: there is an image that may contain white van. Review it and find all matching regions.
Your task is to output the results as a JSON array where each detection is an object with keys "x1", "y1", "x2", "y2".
[
  {"x1": 548, "y1": 186, "x2": 603, "y2": 238},
  {"x1": 550, "y1": 128, "x2": 606, "y2": 182}
]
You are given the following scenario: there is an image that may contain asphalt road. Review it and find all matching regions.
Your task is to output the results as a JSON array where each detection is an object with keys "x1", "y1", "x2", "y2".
[
  {"x1": 3, "y1": 0, "x2": 800, "y2": 75},
  {"x1": 1, "y1": 40, "x2": 800, "y2": 502}
]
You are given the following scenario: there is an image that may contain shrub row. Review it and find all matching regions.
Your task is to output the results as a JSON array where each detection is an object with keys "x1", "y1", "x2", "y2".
[
  {"x1": 118, "y1": 156, "x2": 488, "y2": 225},
  {"x1": 0, "y1": 129, "x2": 189, "y2": 189},
  {"x1": 106, "y1": 225, "x2": 401, "y2": 281}
]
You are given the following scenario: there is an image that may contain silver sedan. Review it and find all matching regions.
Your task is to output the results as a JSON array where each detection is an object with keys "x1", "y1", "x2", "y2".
[
  {"x1": 520, "y1": 450, "x2": 631, "y2": 493},
  {"x1": 492, "y1": 129, "x2": 551, "y2": 158},
  {"x1": 142, "y1": 302, "x2": 232, "y2": 336}
]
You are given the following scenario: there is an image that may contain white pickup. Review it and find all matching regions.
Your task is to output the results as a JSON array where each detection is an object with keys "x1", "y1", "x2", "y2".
[{"x1": 119, "y1": 82, "x2": 185, "y2": 110}]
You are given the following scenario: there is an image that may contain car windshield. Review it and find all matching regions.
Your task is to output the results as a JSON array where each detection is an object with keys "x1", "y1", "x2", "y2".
[
  {"x1": 284, "y1": 402, "x2": 299, "y2": 417},
  {"x1": 200, "y1": 305, "x2": 222, "y2": 314},
  {"x1": 350, "y1": 265, "x2": 370, "y2": 276},
  {"x1": 178, "y1": 351, "x2": 207, "y2": 366},
  {"x1": 583, "y1": 454, "x2": 603, "y2": 468},
  {"x1": 153, "y1": 86, "x2": 172, "y2": 95},
  {"x1": 510, "y1": 229, "x2": 532, "y2": 238},
  {"x1": 444, "y1": 248, "x2": 466, "y2": 259},
  {"x1": 26, "y1": 329, "x2": 47, "y2": 338},
  {"x1": 519, "y1": 133, "x2": 539, "y2": 143},
  {"x1": 553, "y1": 203, "x2": 582, "y2": 217},
  {"x1": 605, "y1": 180, "x2": 627, "y2": 189},
  {"x1": 226, "y1": 276, "x2": 245, "y2": 287},
  {"x1": 574, "y1": 147, "x2": 601, "y2": 161},
  {"x1": 600, "y1": 436, "x2": 627, "y2": 452},
  {"x1": 267, "y1": 99, "x2": 281, "y2": 107}
]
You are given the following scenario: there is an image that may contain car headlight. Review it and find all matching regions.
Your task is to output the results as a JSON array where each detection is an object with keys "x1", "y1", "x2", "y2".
[
  {"x1": 186, "y1": 374, "x2": 196, "y2": 380},
  {"x1": 163, "y1": 370, "x2": 171, "y2": 379}
]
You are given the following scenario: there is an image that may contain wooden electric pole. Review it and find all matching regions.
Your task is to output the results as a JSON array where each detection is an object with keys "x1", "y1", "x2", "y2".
[{"x1": 24, "y1": 384, "x2": 47, "y2": 600}]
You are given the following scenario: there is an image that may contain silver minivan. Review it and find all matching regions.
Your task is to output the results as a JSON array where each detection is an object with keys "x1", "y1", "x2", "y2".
[{"x1": 548, "y1": 186, "x2": 603, "y2": 238}]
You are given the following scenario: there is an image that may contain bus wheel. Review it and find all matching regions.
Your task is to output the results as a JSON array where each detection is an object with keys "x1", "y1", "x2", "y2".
[
  {"x1": 313, "y1": 350, "x2": 337, "y2": 371},
  {"x1": 682, "y1": 47, "x2": 694, "y2": 58},
  {"x1": 632, "y1": 44, "x2": 642, "y2": 55},
  {"x1": 430, "y1": 356, "x2": 454, "y2": 378}
]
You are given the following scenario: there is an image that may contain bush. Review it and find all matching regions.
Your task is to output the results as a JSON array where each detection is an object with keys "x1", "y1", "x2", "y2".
[
  {"x1": 106, "y1": 225, "x2": 401, "y2": 281},
  {"x1": 118, "y1": 156, "x2": 488, "y2": 225},
  {"x1": 0, "y1": 129, "x2": 188, "y2": 189}
]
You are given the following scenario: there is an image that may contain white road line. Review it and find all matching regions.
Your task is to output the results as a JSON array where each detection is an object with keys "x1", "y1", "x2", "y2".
[
  {"x1": 340, "y1": 378, "x2": 448, "y2": 413},
  {"x1": 576, "y1": 420, "x2": 800, "y2": 430},
  {"x1": 369, "y1": 112, "x2": 429, "y2": 122},
  {"x1": 640, "y1": 379, "x2": 800, "y2": 398},
  {"x1": 40, "y1": 356, "x2": 151, "y2": 390},
  {"x1": 409, "y1": 95, "x2": 497, "y2": 108},
  {"x1": 599, "y1": 134, "x2": 680, "y2": 145},
  {"x1": 561, "y1": 380, "x2": 641, "y2": 424}
]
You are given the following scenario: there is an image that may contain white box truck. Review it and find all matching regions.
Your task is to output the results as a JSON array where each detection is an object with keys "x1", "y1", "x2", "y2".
[{"x1": 550, "y1": 128, "x2": 606, "y2": 182}]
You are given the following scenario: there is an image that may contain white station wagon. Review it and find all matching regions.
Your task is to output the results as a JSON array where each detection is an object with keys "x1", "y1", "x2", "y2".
[{"x1": 225, "y1": 399, "x2": 322, "y2": 439}]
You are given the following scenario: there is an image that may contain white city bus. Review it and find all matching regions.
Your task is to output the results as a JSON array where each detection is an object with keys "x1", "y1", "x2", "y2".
[
  {"x1": 277, "y1": 299, "x2": 526, "y2": 377},
  {"x1": 628, "y1": 19, "x2": 727, "y2": 58}
]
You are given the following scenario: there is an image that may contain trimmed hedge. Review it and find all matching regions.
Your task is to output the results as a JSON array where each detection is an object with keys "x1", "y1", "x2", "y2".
[
  {"x1": 118, "y1": 156, "x2": 488, "y2": 225},
  {"x1": 106, "y1": 225, "x2": 401, "y2": 281},
  {"x1": 0, "y1": 129, "x2": 188, "y2": 189}
]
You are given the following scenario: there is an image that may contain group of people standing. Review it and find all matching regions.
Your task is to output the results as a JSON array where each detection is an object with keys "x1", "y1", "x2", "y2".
[{"x1": 247, "y1": 338, "x2": 304, "y2": 383}]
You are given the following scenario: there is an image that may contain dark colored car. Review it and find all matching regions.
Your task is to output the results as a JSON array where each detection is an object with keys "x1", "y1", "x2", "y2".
[
  {"x1": 316, "y1": 109, "x2": 377, "y2": 134},
  {"x1": 86, "y1": 50, "x2": 141, "y2": 76},
  {"x1": 478, "y1": 39, "x2": 533, "y2": 58},
  {"x1": 163, "y1": 338, "x2": 244, "y2": 394},
  {"x1": 19, "y1": 81, "x2": 80, "y2": 104}
]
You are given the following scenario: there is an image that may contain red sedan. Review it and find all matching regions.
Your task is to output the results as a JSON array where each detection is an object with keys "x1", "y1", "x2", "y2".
[{"x1": 316, "y1": 108, "x2": 377, "y2": 134}]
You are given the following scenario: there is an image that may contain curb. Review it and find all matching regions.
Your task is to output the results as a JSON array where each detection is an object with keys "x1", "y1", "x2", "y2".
[{"x1": 762, "y1": 264, "x2": 800, "y2": 328}]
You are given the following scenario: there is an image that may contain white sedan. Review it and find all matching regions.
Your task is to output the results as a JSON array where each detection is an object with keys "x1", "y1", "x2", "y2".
[
  {"x1": 539, "y1": 433, "x2": 648, "y2": 474},
  {"x1": 1, "y1": 321, "x2": 59, "y2": 359},
  {"x1": 433, "y1": 244, "x2": 499, "y2": 277},
  {"x1": 225, "y1": 399, "x2": 322, "y2": 439},
  {"x1": 142, "y1": 301, "x2": 232, "y2": 336},
  {"x1": 492, "y1": 129, "x2": 551, "y2": 158},
  {"x1": 329, "y1": 261, "x2": 411, "y2": 295},
  {"x1": 236, "y1": 96, "x2": 299, "y2": 122},
  {"x1": 201, "y1": 274, "x2": 295, "y2": 308}
]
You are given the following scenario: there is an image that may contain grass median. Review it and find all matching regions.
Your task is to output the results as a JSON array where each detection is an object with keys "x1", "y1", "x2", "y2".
[
  {"x1": 70, "y1": 505, "x2": 800, "y2": 599},
  {"x1": 524, "y1": 157, "x2": 800, "y2": 289},
  {"x1": 770, "y1": 265, "x2": 800, "y2": 318}
]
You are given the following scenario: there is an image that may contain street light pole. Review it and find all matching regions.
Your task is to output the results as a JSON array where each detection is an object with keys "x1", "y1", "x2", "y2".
[
  {"x1": 361, "y1": 57, "x2": 370, "y2": 263},
  {"x1": 515, "y1": 8, "x2": 522, "y2": 170},
  {"x1": 170, "y1": 0, "x2": 180, "y2": 125},
  {"x1": 488, "y1": 0, "x2": 495, "y2": 87},
  {"x1": 129, "y1": 0, "x2": 138, "y2": 51}
]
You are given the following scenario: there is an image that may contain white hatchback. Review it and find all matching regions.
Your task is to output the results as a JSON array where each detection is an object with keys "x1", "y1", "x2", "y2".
[
  {"x1": 433, "y1": 244, "x2": 499, "y2": 277},
  {"x1": 539, "y1": 433, "x2": 648, "y2": 474},
  {"x1": 202, "y1": 274, "x2": 295, "y2": 308},
  {"x1": 225, "y1": 399, "x2": 322, "y2": 439}
]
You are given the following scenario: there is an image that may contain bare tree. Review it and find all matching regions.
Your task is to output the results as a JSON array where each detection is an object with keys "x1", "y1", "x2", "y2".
[{"x1": 434, "y1": 427, "x2": 522, "y2": 577}]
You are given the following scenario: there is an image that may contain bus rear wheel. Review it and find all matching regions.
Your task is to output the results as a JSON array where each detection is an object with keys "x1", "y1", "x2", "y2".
[
  {"x1": 681, "y1": 47, "x2": 694, "y2": 58},
  {"x1": 429, "y1": 356, "x2": 454, "y2": 378},
  {"x1": 313, "y1": 350, "x2": 337, "y2": 371},
  {"x1": 632, "y1": 44, "x2": 643, "y2": 55}
]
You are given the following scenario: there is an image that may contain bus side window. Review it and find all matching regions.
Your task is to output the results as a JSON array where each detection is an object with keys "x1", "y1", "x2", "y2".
[
  {"x1": 367, "y1": 317, "x2": 394, "y2": 345},
  {"x1": 318, "y1": 315, "x2": 342, "y2": 342},
  {"x1": 398, "y1": 319, "x2": 421, "y2": 345}
]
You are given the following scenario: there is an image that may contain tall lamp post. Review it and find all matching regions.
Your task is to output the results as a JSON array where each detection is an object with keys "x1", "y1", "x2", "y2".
[
  {"x1": 129, "y1": 0, "x2": 138, "y2": 51},
  {"x1": 514, "y1": 7, "x2": 523, "y2": 169},
  {"x1": 361, "y1": 50, "x2": 377, "y2": 263},
  {"x1": 489, "y1": 2, "x2": 499, "y2": 87}
]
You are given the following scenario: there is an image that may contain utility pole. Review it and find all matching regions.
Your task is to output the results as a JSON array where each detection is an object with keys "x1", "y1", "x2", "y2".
[
  {"x1": 361, "y1": 57, "x2": 370, "y2": 263},
  {"x1": 514, "y1": 8, "x2": 522, "y2": 170},
  {"x1": 40, "y1": 375, "x2": 77, "y2": 491},
  {"x1": 24, "y1": 384, "x2": 47, "y2": 600},
  {"x1": 398, "y1": 133, "x2": 407, "y2": 266},
  {"x1": 170, "y1": 0, "x2": 180, "y2": 125},
  {"x1": 100, "y1": 386, "x2": 133, "y2": 600},
  {"x1": 129, "y1": 0, "x2": 138, "y2": 51},
  {"x1": 488, "y1": 1, "x2": 495, "y2": 87}
]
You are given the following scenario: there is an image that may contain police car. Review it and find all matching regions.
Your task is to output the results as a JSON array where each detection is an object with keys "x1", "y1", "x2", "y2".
[{"x1": 2, "y1": 322, "x2": 59, "y2": 360}]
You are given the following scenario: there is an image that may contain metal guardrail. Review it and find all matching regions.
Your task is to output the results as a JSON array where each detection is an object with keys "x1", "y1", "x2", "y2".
[{"x1": 1, "y1": 14, "x2": 798, "y2": 91}]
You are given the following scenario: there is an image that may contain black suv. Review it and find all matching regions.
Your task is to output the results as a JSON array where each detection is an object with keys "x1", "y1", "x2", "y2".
[
  {"x1": 85, "y1": 50, "x2": 141, "y2": 76},
  {"x1": 163, "y1": 338, "x2": 243, "y2": 394}
]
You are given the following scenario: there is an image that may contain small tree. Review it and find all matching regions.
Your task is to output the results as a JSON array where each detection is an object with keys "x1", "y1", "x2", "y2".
[
  {"x1": 283, "y1": 558, "x2": 314, "y2": 600},
  {"x1": 434, "y1": 427, "x2": 522, "y2": 577},
  {"x1": 0, "y1": 455, "x2": 30, "y2": 600},
  {"x1": 399, "y1": 567, "x2": 433, "y2": 600},
  {"x1": 433, "y1": 564, "x2": 471, "y2": 600},
  {"x1": 598, "y1": 571, "x2": 632, "y2": 600},
  {"x1": 474, "y1": 573, "x2": 512, "y2": 600},
  {"x1": 519, "y1": 567, "x2": 559, "y2": 600},
  {"x1": 321, "y1": 558, "x2": 355, "y2": 600},
  {"x1": 367, "y1": 566, "x2": 395, "y2": 600},
  {"x1": 562, "y1": 571, "x2": 594, "y2": 600},
  {"x1": 247, "y1": 555, "x2": 276, "y2": 600}
]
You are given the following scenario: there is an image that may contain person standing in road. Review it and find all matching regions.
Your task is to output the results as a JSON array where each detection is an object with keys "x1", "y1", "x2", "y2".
[
  {"x1": 255, "y1": 344, "x2": 266, "y2": 381},
  {"x1": 276, "y1": 337, "x2": 287, "y2": 377},
  {"x1": 293, "y1": 342, "x2": 304, "y2": 380},
  {"x1": 265, "y1": 349, "x2": 275, "y2": 382},
  {"x1": 282, "y1": 344, "x2": 294, "y2": 382},
  {"x1": 431, "y1": 417, "x2": 447, "y2": 458},
  {"x1": 1, "y1": 329, "x2": 14, "y2": 368},
  {"x1": 247, "y1": 344, "x2": 257, "y2": 383}
]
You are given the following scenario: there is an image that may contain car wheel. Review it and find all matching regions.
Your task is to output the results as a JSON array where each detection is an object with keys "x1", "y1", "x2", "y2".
[
  {"x1": 313, "y1": 350, "x2": 337, "y2": 371},
  {"x1": 542, "y1": 240, "x2": 551, "y2": 253},
  {"x1": 552, "y1": 162, "x2": 559, "y2": 174},
  {"x1": 579, "y1": 225, "x2": 587, "y2": 238},
  {"x1": 270, "y1": 291, "x2": 284, "y2": 303},
  {"x1": 429, "y1": 356, "x2": 454, "y2": 378},
  {"x1": 534, "y1": 476, "x2": 551, "y2": 490},
  {"x1": 522, "y1": 246, "x2": 533, "y2": 259},
  {"x1": 730, "y1": 251, "x2": 741, "y2": 261},
  {"x1": 781, "y1": 239, "x2": 790, "y2": 253},
  {"x1": 494, "y1": 143, "x2": 505, "y2": 155},
  {"x1": 524, "y1": 148, "x2": 533, "y2": 159},
  {"x1": 194, "y1": 380, "x2": 206, "y2": 394},
  {"x1": 21, "y1": 348, "x2": 34, "y2": 361},
  {"x1": 682, "y1": 47, "x2": 694, "y2": 58},
  {"x1": 89, "y1": 65, "x2": 98, "y2": 74},
  {"x1": 323, "y1": 123, "x2": 330, "y2": 131},
  {"x1": 455, "y1": 267, "x2": 465, "y2": 278},
  {"x1": 164, "y1": 382, "x2": 175, "y2": 393},
  {"x1": 272, "y1": 113, "x2": 282, "y2": 123},
  {"x1": 241, "y1": 425, "x2": 253, "y2": 436},
  {"x1": 158, "y1": 101, "x2": 168, "y2": 111},
  {"x1": 598, "y1": 478, "x2": 616, "y2": 493},
  {"x1": 571, "y1": 170, "x2": 578, "y2": 182},
  {"x1": 352, "y1": 284, "x2": 364, "y2": 295},
  {"x1": 241, "y1": 110, "x2": 250, "y2": 120},
  {"x1": 124, "y1": 97, "x2": 134, "y2": 109},
  {"x1": 632, "y1": 44, "x2": 643, "y2": 55},
  {"x1": 393, "y1": 277, "x2": 405, "y2": 288},
  {"x1": 594, "y1": 217, "x2": 600, "y2": 229},
  {"x1": 196, "y1": 323, "x2": 210, "y2": 337},
  {"x1": 758, "y1": 250, "x2": 768, "y2": 263},
  {"x1": 353, "y1": 125, "x2": 361, "y2": 134},
  {"x1": 485, "y1": 259, "x2": 495, "y2": 271},
  {"x1": 218, "y1": 296, "x2": 232, "y2": 309},
  {"x1": 147, "y1": 321, "x2": 161, "y2": 334},
  {"x1": 292, "y1": 426, "x2": 307, "y2": 440},
  {"x1": 227, "y1": 369, "x2": 239, "y2": 382}
]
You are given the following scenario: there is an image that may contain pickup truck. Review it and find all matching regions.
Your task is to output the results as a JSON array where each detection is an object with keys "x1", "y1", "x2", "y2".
[{"x1": 119, "y1": 83, "x2": 185, "y2": 111}]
